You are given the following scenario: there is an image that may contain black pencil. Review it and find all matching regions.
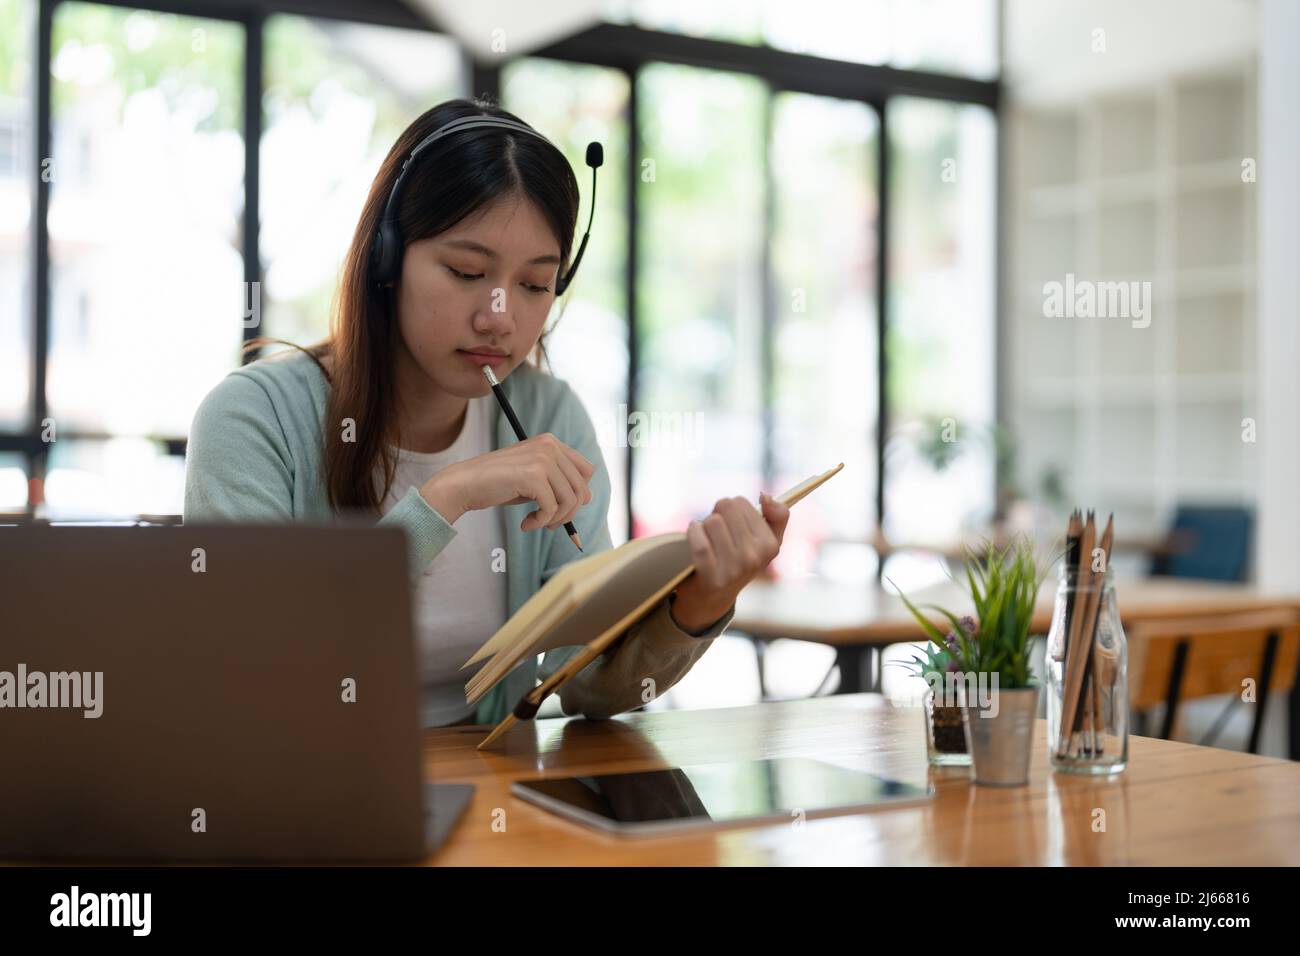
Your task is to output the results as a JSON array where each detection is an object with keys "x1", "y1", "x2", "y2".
[
  {"x1": 480, "y1": 364, "x2": 583, "y2": 552},
  {"x1": 1063, "y1": 508, "x2": 1082, "y2": 655}
]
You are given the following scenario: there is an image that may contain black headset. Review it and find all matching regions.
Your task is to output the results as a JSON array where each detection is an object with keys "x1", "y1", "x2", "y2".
[{"x1": 368, "y1": 114, "x2": 603, "y2": 297}]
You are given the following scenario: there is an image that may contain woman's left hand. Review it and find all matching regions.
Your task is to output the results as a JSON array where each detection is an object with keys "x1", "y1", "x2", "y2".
[{"x1": 669, "y1": 492, "x2": 791, "y2": 635}]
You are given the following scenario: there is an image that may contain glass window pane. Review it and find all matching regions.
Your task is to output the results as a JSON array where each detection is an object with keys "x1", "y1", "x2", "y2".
[
  {"x1": 44, "y1": 438, "x2": 185, "y2": 519},
  {"x1": 0, "y1": 451, "x2": 27, "y2": 513},
  {"x1": 0, "y1": 0, "x2": 34, "y2": 430},
  {"x1": 884, "y1": 96, "x2": 997, "y2": 547},
  {"x1": 502, "y1": 58, "x2": 631, "y2": 543},
  {"x1": 634, "y1": 63, "x2": 765, "y2": 538},
  {"x1": 771, "y1": 93, "x2": 878, "y2": 580},
  {"x1": 261, "y1": 16, "x2": 462, "y2": 347},
  {"x1": 47, "y1": 3, "x2": 245, "y2": 438}
]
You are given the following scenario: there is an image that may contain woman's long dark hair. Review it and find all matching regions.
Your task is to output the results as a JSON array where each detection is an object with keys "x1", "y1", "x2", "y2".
[{"x1": 254, "y1": 97, "x2": 580, "y2": 515}]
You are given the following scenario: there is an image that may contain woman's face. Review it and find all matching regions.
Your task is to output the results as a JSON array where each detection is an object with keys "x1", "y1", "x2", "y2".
[{"x1": 395, "y1": 193, "x2": 561, "y2": 397}]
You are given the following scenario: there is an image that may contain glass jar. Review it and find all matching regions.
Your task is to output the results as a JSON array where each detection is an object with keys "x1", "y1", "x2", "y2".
[
  {"x1": 924, "y1": 681, "x2": 971, "y2": 766},
  {"x1": 1045, "y1": 566, "x2": 1128, "y2": 774}
]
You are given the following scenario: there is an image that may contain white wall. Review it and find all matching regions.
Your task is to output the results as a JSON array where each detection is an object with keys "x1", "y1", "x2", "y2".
[{"x1": 1256, "y1": 0, "x2": 1300, "y2": 592}]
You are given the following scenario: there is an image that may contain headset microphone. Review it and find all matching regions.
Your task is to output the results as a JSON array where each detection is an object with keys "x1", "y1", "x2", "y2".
[{"x1": 555, "y1": 142, "x2": 603, "y2": 297}]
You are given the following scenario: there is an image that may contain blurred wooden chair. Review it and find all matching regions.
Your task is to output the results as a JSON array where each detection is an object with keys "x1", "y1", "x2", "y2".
[{"x1": 1129, "y1": 609, "x2": 1300, "y2": 754}]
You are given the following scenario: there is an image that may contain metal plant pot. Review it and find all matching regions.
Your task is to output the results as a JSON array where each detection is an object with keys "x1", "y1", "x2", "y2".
[{"x1": 962, "y1": 686, "x2": 1040, "y2": 786}]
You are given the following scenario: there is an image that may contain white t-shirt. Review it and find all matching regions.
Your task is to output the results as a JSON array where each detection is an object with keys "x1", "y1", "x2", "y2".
[{"x1": 376, "y1": 395, "x2": 506, "y2": 727}]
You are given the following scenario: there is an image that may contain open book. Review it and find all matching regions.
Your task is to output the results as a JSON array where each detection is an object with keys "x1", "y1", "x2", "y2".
[{"x1": 465, "y1": 463, "x2": 844, "y2": 749}]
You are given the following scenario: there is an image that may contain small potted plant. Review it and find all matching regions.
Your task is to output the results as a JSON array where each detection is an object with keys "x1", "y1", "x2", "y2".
[
  {"x1": 894, "y1": 537, "x2": 1045, "y2": 786},
  {"x1": 893, "y1": 624, "x2": 972, "y2": 766}
]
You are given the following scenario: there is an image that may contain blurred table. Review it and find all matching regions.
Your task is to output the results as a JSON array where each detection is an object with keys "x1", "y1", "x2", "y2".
[
  {"x1": 733, "y1": 576, "x2": 1300, "y2": 757},
  {"x1": 427, "y1": 694, "x2": 1300, "y2": 865},
  {"x1": 860, "y1": 528, "x2": 1191, "y2": 564},
  {"x1": 734, "y1": 575, "x2": 1299, "y2": 650}
]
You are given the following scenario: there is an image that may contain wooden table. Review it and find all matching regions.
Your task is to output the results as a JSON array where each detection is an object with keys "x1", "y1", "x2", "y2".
[{"x1": 426, "y1": 694, "x2": 1300, "y2": 865}]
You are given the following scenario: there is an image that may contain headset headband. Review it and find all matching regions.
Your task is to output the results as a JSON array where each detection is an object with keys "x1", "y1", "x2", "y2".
[
  {"x1": 378, "y1": 117, "x2": 557, "y2": 227},
  {"x1": 369, "y1": 113, "x2": 601, "y2": 297}
]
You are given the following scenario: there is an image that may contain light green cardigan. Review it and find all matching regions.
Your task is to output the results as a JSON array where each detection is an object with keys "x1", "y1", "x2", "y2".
[{"x1": 182, "y1": 350, "x2": 733, "y2": 726}]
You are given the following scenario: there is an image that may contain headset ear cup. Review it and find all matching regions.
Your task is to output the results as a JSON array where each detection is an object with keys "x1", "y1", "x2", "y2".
[
  {"x1": 368, "y1": 228, "x2": 385, "y2": 288},
  {"x1": 370, "y1": 223, "x2": 401, "y2": 289}
]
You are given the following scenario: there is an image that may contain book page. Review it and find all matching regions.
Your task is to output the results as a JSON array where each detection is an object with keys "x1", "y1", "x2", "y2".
[
  {"x1": 525, "y1": 535, "x2": 691, "y2": 656},
  {"x1": 463, "y1": 534, "x2": 691, "y2": 702}
]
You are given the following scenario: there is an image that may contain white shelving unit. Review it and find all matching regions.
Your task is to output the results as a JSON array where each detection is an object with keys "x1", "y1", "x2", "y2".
[{"x1": 1007, "y1": 61, "x2": 1258, "y2": 536}]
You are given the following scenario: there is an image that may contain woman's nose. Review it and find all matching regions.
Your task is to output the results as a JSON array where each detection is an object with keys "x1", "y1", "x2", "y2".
[{"x1": 471, "y1": 287, "x2": 516, "y2": 335}]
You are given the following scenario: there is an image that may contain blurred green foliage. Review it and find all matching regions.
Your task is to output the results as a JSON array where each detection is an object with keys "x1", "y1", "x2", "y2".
[{"x1": 50, "y1": 3, "x2": 243, "y2": 130}]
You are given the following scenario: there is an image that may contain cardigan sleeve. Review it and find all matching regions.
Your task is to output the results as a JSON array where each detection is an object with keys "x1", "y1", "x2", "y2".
[
  {"x1": 183, "y1": 373, "x2": 295, "y2": 522},
  {"x1": 545, "y1": 596, "x2": 735, "y2": 720},
  {"x1": 535, "y1": 381, "x2": 731, "y2": 720},
  {"x1": 183, "y1": 371, "x2": 457, "y2": 581}
]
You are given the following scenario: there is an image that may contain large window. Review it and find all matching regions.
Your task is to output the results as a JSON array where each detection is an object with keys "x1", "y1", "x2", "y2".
[
  {"x1": 634, "y1": 63, "x2": 766, "y2": 538},
  {"x1": 883, "y1": 96, "x2": 997, "y2": 569},
  {"x1": 502, "y1": 57, "x2": 632, "y2": 543},
  {"x1": 3, "y1": 1, "x2": 997, "y2": 552},
  {"x1": 631, "y1": 75, "x2": 882, "y2": 572},
  {"x1": 0, "y1": 0, "x2": 34, "y2": 453},
  {"x1": 45, "y1": 2, "x2": 244, "y2": 517},
  {"x1": 261, "y1": 15, "x2": 461, "y2": 347},
  {"x1": 6, "y1": 1, "x2": 468, "y2": 520},
  {"x1": 770, "y1": 92, "x2": 879, "y2": 578}
]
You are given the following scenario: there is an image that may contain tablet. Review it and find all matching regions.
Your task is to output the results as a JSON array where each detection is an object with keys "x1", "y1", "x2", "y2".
[{"x1": 510, "y1": 757, "x2": 933, "y2": 836}]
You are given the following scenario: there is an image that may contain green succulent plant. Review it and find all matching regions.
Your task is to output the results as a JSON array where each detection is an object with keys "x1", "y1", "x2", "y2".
[{"x1": 892, "y1": 536, "x2": 1046, "y2": 690}]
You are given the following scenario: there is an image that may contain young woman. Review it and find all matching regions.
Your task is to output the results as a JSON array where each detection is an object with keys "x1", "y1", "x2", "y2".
[{"x1": 184, "y1": 98, "x2": 790, "y2": 728}]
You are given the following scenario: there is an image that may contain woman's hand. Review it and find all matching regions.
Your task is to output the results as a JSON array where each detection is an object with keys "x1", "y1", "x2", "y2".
[
  {"x1": 670, "y1": 493, "x2": 790, "y2": 635},
  {"x1": 419, "y1": 433, "x2": 595, "y2": 532}
]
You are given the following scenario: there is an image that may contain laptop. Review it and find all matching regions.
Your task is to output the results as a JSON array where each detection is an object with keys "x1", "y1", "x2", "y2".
[{"x1": 0, "y1": 523, "x2": 472, "y2": 862}]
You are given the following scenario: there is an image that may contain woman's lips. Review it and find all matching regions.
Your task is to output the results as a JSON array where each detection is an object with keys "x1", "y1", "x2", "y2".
[{"x1": 457, "y1": 350, "x2": 508, "y2": 368}]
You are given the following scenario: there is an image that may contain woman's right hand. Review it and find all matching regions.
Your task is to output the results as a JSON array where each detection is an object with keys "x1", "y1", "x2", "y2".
[{"x1": 419, "y1": 433, "x2": 595, "y2": 532}]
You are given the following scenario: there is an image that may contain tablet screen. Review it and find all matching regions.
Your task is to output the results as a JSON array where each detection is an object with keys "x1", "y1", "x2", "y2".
[{"x1": 511, "y1": 757, "x2": 932, "y2": 834}]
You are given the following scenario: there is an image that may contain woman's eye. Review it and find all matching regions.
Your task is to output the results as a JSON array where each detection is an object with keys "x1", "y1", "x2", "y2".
[{"x1": 446, "y1": 265, "x2": 548, "y2": 294}]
